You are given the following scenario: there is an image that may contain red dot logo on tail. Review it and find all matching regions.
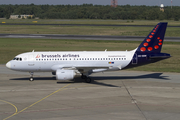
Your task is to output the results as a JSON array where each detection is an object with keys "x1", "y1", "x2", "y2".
[
  {"x1": 148, "y1": 47, "x2": 153, "y2": 51},
  {"x1": 146, "y1": 39, "x2": 151, "y2": 42},
  {"x1": 154, "y1": 45, "x2": 159, "y2": 49},
  {"x1": 143, "y1": 43, "x2": 148, "y2": 47},
  {"x1": 158, "y1": 43, "x2": 162, "y2": 46},
  {"x1": 140, "y1": 47, "x2": 146, "y2": 52},
  {"x1": 149, "y1": 35, "x2": 153, "y2": 38},
  {"x1": 159, "y1": 39, "x2": 162, "y2": 42}
]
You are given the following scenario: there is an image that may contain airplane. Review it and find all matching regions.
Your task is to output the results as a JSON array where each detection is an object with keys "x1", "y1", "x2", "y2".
[{"x1": 6, "y1": 22, "x2": 171, "y2": 83}]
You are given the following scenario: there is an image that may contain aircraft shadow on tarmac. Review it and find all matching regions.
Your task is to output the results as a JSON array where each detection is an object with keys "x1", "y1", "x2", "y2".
[
  {"x1": 91, "y1": 73, "x2": 170, "y2": 81},
  {"x1": 10, "y1": 73, "x2": 169, "y2": 87}
]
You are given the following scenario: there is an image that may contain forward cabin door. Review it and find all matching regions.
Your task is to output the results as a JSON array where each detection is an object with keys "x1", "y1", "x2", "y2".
[{"x1": 28, "y1": 54, "x2": 35, "y2": 66}]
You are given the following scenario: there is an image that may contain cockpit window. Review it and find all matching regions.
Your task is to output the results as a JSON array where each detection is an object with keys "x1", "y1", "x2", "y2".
[{"x1": 13, "y1": 57, "x2": 22, "y2": 61}]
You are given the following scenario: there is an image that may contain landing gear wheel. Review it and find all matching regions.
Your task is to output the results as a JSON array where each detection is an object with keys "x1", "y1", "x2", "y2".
[
  {"x1": 81, "y1": 75, "x2": 87, "y2": 79},
  {"x1": 85, "y1": 77, "x2": 91, "y2": 83},
  {"x1": 29, "y1": 72, "x2": 34, "y2": 81},
  {"x1": 29, "y1": 77, "x2": 34, "y2": 81}
]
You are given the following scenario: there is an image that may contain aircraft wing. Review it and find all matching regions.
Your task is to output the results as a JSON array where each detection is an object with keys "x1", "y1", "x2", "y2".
[{"x1": 51, "y1": 64, "x2": 110, "y2": 74}]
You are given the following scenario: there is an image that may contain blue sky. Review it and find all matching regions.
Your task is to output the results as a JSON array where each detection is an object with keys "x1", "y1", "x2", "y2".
[{"x1": 0, "y1": 0, "x2": 179, "y2": 6}]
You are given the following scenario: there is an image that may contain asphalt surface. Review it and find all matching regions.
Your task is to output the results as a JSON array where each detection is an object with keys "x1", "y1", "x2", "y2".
[
  {"x1": 0, "y1": 65, "x2": 180, "y2": 120},
  {"x1": 0, "y1": 34, "x2": 180, "y2": 42}
]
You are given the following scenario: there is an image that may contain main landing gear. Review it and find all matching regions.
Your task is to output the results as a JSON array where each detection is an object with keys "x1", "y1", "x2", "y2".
[
  {"x1": 81, "y1": 74, "x2": 91, "y2": 83},
  {"x1": 29, "y1": 72, "x2": 34, "y2": 81}
]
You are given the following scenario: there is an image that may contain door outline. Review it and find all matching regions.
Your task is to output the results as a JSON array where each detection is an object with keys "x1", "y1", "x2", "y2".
[{"x1": 132, "y1": 53, "x2": 138, "y2": 64}]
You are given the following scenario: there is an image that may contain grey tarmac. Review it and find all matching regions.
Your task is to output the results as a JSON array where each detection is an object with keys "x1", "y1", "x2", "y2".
[
  {"x1": 0, "y1": 34, "x2": 180, "y2": 42},
  {"x1": 0, "y1": 65, "x2": 180, "y2": 120}
]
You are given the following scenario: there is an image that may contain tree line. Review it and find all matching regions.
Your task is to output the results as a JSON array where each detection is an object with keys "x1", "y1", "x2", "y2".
[{"x1": 0, "y1": 4, "x2": 179, "y2": 20}]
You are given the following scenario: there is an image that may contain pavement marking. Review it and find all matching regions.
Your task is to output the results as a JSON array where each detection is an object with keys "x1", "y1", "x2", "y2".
[
  {"x1": 0, "y1": 99, "x2": 18, "y2": 119},
  {"x1": 3, "y1": 83, "x2": 71, "y2": 120}
]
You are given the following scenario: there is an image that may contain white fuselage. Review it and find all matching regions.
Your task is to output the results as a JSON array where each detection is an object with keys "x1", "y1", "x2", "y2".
[{"x1": 6, "y1": 49, "x2": 136, "y2": 74}]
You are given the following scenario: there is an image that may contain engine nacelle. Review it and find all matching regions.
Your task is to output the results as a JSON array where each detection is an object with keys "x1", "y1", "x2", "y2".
[{"x1": 56, "y1": 69, "x2": 75, "y2": 80}]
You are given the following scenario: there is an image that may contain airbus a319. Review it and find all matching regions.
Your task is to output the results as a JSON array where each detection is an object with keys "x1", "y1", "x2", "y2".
[{"x1": 6, "y1": 22, "x2": 171, "y2": 83}]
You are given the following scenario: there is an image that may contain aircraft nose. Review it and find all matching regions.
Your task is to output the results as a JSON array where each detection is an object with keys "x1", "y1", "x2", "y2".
[{"x1": 6, "y1": 61, "x2": 11, "y2": 69}]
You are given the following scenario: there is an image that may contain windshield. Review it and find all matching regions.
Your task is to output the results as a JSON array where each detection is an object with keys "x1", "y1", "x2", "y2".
[{"x1": 13, "y1": 57, "x2": 22, "y2": 61}]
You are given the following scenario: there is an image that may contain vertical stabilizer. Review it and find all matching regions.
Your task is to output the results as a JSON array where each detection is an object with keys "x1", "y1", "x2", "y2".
[{"x1": 136, "y1": 22, "x2": 168, "y2": 53}]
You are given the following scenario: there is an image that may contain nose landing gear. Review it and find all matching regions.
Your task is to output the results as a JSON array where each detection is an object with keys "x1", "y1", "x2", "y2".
[{"x1": 29, "y1": 72, "x2": 34, "y2": 81}]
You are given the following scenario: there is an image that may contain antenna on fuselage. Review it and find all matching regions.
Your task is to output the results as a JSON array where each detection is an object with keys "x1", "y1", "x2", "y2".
[
  {"x1": 105, "y1": 49, "x2": 107, "y2": 52},
  {"x1": 32, "y1": 50, "x2": 34, "y2": 52}
]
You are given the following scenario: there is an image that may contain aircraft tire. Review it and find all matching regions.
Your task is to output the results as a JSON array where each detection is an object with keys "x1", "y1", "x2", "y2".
[
  {"x1": 85, "y1": 77, "x2": 91, "y2": 83},
  {"x1": 29, "y1": 77, "x2": 34, "y2": 81},
  {"x1": 81, "y1": 75, "x2": 87, "y2": 79}
]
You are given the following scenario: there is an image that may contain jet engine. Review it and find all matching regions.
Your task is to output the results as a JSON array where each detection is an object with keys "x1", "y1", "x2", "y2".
[{"x1": 56, "y1": 69, "x2": 75, "y2": 80}]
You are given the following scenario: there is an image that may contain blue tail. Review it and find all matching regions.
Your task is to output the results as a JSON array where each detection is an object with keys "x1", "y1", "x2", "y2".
[
  {"x1": 136, "y1": 22, "x2": 167, "y2": 53},
  {"x1": 126, "y1": 22, "x2": 171, "y2": 69}
]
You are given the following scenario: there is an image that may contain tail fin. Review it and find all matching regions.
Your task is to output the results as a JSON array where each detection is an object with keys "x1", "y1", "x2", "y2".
[{"x1": 136, "y1": 22, "x2": 168, "y2": 53}]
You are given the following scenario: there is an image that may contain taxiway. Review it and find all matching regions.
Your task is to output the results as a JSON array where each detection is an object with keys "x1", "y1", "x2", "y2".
[{"x1": 0, "y1": 65, "x2": 180, "y2": 120}]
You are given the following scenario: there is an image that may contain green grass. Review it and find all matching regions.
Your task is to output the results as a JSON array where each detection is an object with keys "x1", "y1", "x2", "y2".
[
  {"x1": 1, "y1": 38, "x2": 180, "y2": 73},
  {"x1": 1, "y1": 19, "x2": 180, "y2": 26},
  {"x1": 0, "y1": 25, "x2": 180, "y2": 37},
  {"x1": 0, "y1": 19, "x2": 180, "y2": 37}
]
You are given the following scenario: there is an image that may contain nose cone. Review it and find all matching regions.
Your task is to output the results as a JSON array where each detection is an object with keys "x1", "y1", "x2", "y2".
[{"x1": 6, "y1": 61, "x2": 11, "y2": 69}]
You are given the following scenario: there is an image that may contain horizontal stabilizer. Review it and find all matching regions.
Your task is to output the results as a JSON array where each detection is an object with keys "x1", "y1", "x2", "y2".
[{"x1": 149, "y1": 53, "x2": 171, "y2": 59}]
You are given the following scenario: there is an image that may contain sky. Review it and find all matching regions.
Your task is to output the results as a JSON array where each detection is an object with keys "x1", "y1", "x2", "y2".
[{"x1": 0, "y1": 0, "x2": 179, "y2": 6}]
